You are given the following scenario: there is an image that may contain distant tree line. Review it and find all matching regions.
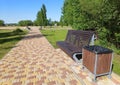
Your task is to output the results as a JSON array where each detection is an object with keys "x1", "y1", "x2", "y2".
[
  {"x1": 61, "y1": 0, "x2": 120, "y2": 49},
  {"x1": 0, "y1": 19, "x2": 60, "y2": 27},
  {"x1": 0, "y1": 20, "x2": 5, "y2": 26},
  {"x1": 18, "y1": 20, "x2": 33, "y2": 26}
]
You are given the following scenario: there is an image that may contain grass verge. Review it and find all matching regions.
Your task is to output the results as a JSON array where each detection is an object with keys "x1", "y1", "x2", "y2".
[
  {"x1": 40, "y1": 29, "x2": 68, "y2": 48},
  {"x1": 0, "y1": 28, "x2": 27, "y2": 59},
  {"x1": 113, "y1": 54, "x2": 120, "y2": 75}
]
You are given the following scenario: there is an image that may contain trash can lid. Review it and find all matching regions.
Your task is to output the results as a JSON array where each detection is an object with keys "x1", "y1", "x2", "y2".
[{"x1": 83, "y1": 45, "x2": 113, "y2": 54}]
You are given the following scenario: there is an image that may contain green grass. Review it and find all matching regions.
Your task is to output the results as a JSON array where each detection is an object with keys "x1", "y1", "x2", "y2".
[
  {"x1": 113, "y1": 54, "x2": 120, "y2": 75},
  {"x1": 0, "y1": 28, "x2": 27, "y2": 59},
  {"x1": 41, "y1": 29, "x2": 68, "y2": 48}
]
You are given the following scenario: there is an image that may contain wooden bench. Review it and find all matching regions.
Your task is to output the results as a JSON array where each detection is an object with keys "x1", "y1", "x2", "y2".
[{"x1": 56, "y1": 30, "x2": 95, "y2": 62}]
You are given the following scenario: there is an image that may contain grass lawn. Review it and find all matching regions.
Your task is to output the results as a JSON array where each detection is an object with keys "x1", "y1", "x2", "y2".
[
  {"x1": 41, "y1": 29, "x2": 68, "y2": 48},
  {"x1": 0, "y1": 29, "x2": 27, "y2": 59},
  {"x1": 41, "y1": 29, "x2": 120, "y2": 76},
  {"x1": 113, "y1": 54, "x2": 120, "y2": 75}
]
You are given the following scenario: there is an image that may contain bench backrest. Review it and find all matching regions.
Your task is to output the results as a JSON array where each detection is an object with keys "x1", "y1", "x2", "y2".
[{"x1": 65, "y1": 30, "x2": 94, "y2": 48}]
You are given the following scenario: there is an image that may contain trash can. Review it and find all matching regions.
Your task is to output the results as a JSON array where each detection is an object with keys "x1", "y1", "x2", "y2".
[{"x1": 82, "y1": 45, "x2": 113, "y2": 81}]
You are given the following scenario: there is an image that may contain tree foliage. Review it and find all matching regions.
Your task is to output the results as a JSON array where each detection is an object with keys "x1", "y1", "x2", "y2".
[
  {"x1": 0, "y1": 20, "x2": 5, "y2": 26},
  {"x1": 61, "y1": 0, "x2": 120, "y2": 48},
  {"x1": 36, "y1": 10, "x2": 43, "y2": 26},
  {"x1": 18, "y1": 20, "x2": 33, "y2": 26},
  {"x1": 62, "y1": 0, "x2": 73, "y2": 26},
  {"x1": 36, "y1": 4, "x2": 47, "y2": 26}
]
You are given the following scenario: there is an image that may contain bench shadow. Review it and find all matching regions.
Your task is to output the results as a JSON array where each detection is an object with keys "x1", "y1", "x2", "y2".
[
  {"x1": 0, "y1": 33, "x2": 49, "y2": 44},
  {"x1": 42, "y1": 34, "x2": 54, "y2": 36},
  {"x1": 111, "y1": 64, "x2": 114, "y2": 72},
  {"x1": 0, "y1": 32, "x2": 16, "y2": 38},
  {"x1": 0, "y1": 36, "x2": 24, "y2": 44},
  {"x1": 3, "y1": 45, "x2": 19, "y2": 49},
  {"x1": 0, "y1": 31, "x2": 25, "y2": 38}
]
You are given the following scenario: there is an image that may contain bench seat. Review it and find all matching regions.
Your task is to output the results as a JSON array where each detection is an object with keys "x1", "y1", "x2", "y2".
[
  {"x1": 56, "y1": 30, "x2": 95, "y2": 62},
  {"x1": 57, "y1": 41, "x2": 82, "y2": 57}
]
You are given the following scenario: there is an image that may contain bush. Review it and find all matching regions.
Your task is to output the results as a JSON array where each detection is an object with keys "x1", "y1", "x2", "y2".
[
  {"x1": 13, "y1": 28, "x2": 24, "y2": 34},
  {"x1": 0, "y1": 20, "x2": 5, "y2": 26},
  {"x1": 18, "y1": 20, "x2": 33, "y2": 26}
]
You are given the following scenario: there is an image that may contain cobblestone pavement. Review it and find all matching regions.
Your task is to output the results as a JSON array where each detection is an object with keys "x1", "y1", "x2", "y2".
[{"x1": 0, "y1": 28, "x2": 120, "y2": 85}]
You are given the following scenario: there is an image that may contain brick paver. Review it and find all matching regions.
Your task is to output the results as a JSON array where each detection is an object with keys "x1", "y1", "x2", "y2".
[{"x1": 0, "y1": 28, "x2": 120, "y2": 85}]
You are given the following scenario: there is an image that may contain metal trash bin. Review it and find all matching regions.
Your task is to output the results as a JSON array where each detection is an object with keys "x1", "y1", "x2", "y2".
[{"x1": 82, "y1": 45, "x2": 113, "y2": 81}]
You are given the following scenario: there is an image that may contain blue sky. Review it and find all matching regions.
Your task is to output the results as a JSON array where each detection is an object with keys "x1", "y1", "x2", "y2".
[{"x1": 0, "y1": 0, "x2": 64, "y2": 23}]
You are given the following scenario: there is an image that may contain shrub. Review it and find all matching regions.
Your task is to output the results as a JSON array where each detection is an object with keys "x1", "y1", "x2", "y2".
[
  {"x1": 13, "y1": 28, "x2": 24, "y2": 34},
  {"x1": 0, "y1": 20, "x2": 5, "y2": 26},
  {"x1": 18, "y1": 20, "x2": 33, "y2": 26}
]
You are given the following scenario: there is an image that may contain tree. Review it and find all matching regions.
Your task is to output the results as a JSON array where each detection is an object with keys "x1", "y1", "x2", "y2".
[
  {"x1": 72, "y1": 0, "x2": 84, "y2": 30},
  {"x1": 99, "y1": 0, "x2": 120, "y2": 48},
  {"x1": 62, "y1": 0, "x2": 120, "y2": 48},
  {"x1": 60, "y1": 16, "x2": 64, "y2": 26},
  {"x1": 33, "y1": 20, "x2": 38, "y2": 26},
  {"x1": 18, "y1": 20, "x2": 33, "y2": 26},
  {"x1": 42, "y1": 4, "x2": 47, "y2": 26},
  {"x1": 62, "y1": 0, "x2": 106, "y2": 29},
  {"x1": 36, "y1": 4, "x2": 47, "y2": 27},
  {"x1": 36, "y1": 10, "x2": 43, "y2": 26},
  {"x1": 48, "y1": 18, "x2": 52, "y2": 26},
  {"x1": 0, "y1": 20, "x2": 5, "y2": 26},
  {"x1": 62, "y1": 0, "x2": 73, "y2": 26}
]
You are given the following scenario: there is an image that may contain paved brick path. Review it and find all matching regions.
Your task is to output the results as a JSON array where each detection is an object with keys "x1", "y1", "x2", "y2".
[{"x1": 0, "y1": 28, "x2": 120, "y2": 85}]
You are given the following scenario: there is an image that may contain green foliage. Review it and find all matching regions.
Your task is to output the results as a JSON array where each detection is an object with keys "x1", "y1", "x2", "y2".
[
  {"x1": 36, "y1": 4, "x2": 47, "y2": 26},
  {"x1": 62, "y1": 0, "x2": 102, "y2": 29},
  {"x1": 97, "y1": 27, "x2": 109, "y2": 47},
  {"x1": 33, "y1": 20, "x2": 38, "y2": 26},
  {"x1": 62, "y1": 0, "x2": 120, "y2": 48},
  {"x1": 6, "y1": 23, "x2": 18, "y2": 26},
  {"x1": 12, "y1": 28, "x2": 24, "y2": 34},
  {"x1": 115, "y1": 33, "x2": 120, "y2": 48},
  {"x1": 51, "y1": 21, "x2": 59, "y2": 26},
  {"x1": 62, "y1": 0, "x2": 74, "y2": 26},
  {"x1": 113, "y1": 53, "x2": 120, "y2": 75},
  {"x1": 115, "y1": 33, "x2": 120, "y2": 42},
  {"x1": 60, "y1": 16, "x2": 64, "y2": 26},
  {"x1": 47, "y1": 18, "x2": 52, "y2": 26},
  {"x1": 36, "y1": 11, "x2": 43, "y2": 26},
  {"x1": 97, "y1": 27, "x2": 109, "y2": 39},
  {"x1": 18, "y1": 20, "x2": 33, "y2": 26},
  {"x1": 42, "y1": 4, "x2": 47, "y2": 26},
  {"x1": 98, "y1": 0, "x2": 120, "y2": 48},
  {"x1": 0, "y1": 20, "x2": 5, "y2": 26}
]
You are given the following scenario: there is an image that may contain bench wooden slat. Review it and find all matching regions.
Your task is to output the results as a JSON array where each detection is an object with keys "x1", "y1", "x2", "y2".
[
  {"x1": 56, "y1": 30, "x2": 94, "y2": 60},
  {"x1": 57, "y1": 41, "x2": 81, "y2": 57}
]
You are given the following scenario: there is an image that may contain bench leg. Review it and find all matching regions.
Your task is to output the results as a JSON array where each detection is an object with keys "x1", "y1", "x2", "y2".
[{"x1": 73, "y1": 53, "x2": 82, "y2": 63}]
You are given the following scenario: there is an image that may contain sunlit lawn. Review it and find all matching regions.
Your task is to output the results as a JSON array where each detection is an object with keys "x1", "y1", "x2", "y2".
[
  {"x1": 0, "y1": 29, "x2": 27, "y2": 59},
  {"x1": 41, "y1": 28, "x2": 120, "y2": 76},
  {"x1": 41, "y1": 29, "x2": 68, "y2": 48},
  {"x1": 113, "y1": 54, "x2": 120, "y2": 75}
]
